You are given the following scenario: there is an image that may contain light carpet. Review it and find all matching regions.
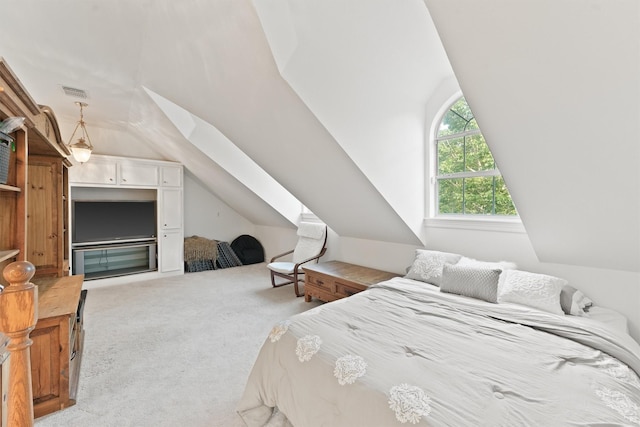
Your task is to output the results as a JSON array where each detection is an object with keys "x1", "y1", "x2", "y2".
[{"x1": 35, "y1": 263, "x2": 320, "y2": 427}]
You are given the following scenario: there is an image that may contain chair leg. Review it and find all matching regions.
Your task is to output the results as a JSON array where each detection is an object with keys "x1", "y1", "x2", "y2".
[{"x1": 293, "y1": 271, "x2": 304, "y2": 297}]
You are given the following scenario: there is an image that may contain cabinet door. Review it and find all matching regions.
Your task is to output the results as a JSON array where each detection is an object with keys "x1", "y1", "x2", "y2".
[
  {"x1": 160, "y1": 230, "x2": 183, "y2": 273},
  {"x1": 30, "y1": 318, "x2": 64, "y2": 416},
  {"x1": 119, "y1": 162, "x2": 158, "y2": 186},
  {"x1": 160, "y1": 189, "x2": 182, "y2": 230},
  {"x1": 161, "y1": 166, "x2": 182, "y2": 187},
  {"x1": 27, "y1": 156, "x2": 63, "y2": 276},
  {"x1": 68, "y1": 158, "x2": 117, "y2": 185}
]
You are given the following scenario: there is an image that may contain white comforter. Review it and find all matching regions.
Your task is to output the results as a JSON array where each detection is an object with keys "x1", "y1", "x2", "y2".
[{"x1": 237, "y1": 277, "x2": 640, "y2": 426}]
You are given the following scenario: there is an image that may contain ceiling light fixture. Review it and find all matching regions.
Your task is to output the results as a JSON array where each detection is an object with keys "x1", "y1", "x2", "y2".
[{"x1": 67, "y1": 102, "x2": 93, "y2": 164}]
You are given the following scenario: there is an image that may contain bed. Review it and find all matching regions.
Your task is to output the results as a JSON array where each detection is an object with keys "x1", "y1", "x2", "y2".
[{"x1": 237, "y1": 251, "x2": 640, "y2": 426}]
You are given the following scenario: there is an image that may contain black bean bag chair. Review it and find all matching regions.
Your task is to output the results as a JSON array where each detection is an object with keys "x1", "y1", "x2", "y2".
[{"x1": 230, "y1": 235, "x2": 265, "y2": 265}]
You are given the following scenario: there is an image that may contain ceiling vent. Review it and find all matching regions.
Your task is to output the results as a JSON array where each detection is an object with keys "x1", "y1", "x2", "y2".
[{"x1": 61, "y1": 85, "x2": 89, "y2": 99}]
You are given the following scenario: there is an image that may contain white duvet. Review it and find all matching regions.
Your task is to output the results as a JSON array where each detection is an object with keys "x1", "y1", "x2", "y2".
[{"x1": 237, "y1": 277, "x2": 640, "y2": 426}]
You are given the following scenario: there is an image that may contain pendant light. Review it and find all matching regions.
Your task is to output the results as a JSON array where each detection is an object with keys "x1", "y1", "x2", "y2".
[{"x1": 67, "y1": 102, "x2": 93, "y2": 163}]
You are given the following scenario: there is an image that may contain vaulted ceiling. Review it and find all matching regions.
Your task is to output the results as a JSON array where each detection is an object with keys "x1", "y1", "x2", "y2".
[{"x1": 1, "y1": 0, "x2": 638, "y2": 271}]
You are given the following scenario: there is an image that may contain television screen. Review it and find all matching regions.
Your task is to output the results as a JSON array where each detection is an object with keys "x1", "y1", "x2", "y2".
[{"x1": 73, "y1": 200, "x2": 157, "y2": 244}]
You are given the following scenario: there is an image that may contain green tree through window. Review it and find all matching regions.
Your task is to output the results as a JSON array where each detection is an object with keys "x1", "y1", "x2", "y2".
[{"x1": 435, "y1": 97, "x2": 517, "y2": 216}]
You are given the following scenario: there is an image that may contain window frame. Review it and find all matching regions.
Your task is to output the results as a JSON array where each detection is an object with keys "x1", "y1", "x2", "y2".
[{"x1": 427, "y1": 96, "x2": 523, "y2": 233}]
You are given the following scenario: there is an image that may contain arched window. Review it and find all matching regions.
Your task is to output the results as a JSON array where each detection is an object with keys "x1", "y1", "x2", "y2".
[{"x1": 434, "y1": 97, "x2": 517, "y2": 217}]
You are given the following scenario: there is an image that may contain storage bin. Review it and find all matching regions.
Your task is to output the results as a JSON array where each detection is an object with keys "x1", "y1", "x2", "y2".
[{"x1": 0, "y1": 139, "x2": 10, "y2": 185}]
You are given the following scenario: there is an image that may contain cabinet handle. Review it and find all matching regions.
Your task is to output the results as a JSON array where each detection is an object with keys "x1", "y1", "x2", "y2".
[
  {"x1": 122, "y1": 178, "x2": 127, "y2": 182},
  {"x1": 109, "y1": 178, "x2": 113, "y2": 181}
]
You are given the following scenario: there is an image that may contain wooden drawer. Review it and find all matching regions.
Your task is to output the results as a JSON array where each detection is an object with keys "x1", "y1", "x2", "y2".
[
  {"x1": 305, "y1": 272, "x2": 366, "y2": 302},
  {"x1": 306, "y1": 271, "x2": 336, "y2": 294},
  {"x1": 335, "y1": 280, "x2": 366, "y2": 298}
]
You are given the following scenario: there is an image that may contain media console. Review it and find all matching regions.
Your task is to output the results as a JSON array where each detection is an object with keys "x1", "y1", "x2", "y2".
[
  {"x1": 72, "y1": 240, "x2": 157, "y2": 280},
  {"x1": 68, "y1": 154, "x2": 184, "y2": 281}
]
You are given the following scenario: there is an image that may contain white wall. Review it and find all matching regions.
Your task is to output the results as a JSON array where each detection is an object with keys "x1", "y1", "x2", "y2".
[
  {"x1": 183, "y1": 173, "x2": 254, "y2": 242},
  {"x1": 334, "y1": 227, "x2": 640, "y2": 343}
]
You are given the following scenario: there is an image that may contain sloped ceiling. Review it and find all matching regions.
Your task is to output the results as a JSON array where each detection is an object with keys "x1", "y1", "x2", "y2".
[
  {"x1": 0, "y1": 0, "x2": 431, "y2": 245},
  {"x1": 425, "y1": 0, "x2": 640, "y2": 272}
]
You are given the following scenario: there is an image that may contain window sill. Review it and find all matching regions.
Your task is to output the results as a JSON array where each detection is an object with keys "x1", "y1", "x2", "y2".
[{"x1": 425, "y1": 216, "x2": 525, "y2": 234}]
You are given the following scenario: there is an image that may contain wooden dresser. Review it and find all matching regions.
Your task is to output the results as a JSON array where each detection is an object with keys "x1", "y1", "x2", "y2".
[
  {"x1": 303, "y1": 261, "x2": 400, "y2": 303},
  {"x1": 30, "y1": 275, "x2": 85, "y2": 418}
]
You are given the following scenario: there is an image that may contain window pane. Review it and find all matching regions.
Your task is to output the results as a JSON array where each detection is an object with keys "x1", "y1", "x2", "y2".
[
  {"x1": 438, "y1": 98, "x2": 472, "y2": 136},
  {"x1": 494, "y1": 177, "x2": 517, "y2": 215},
  {"x1": 464, "y1": 134, "x2": 495, "y2": 172},
  {"x1": 450, "y1": 98, "x2": 473, "y2": 122},
  {"x1": 437, "y1": 138, "x2": 464, "y2": 174},
  {"x1": 438, "y1": 178, "x2": 463, "y2": 214},
  {"x1": 463, "y1": 177, "x2": 494, "y2": 214}
]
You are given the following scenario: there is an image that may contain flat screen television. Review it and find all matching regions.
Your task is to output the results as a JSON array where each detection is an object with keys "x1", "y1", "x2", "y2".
[{"x1": 72, "y1": 200, "x2": 157, "y2": 244}]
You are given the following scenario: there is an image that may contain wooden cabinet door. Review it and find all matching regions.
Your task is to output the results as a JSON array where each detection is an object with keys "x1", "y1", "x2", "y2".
[
  {"x1": 30, "y1": 317, "x2": 66, "y2": 417},
  {"x1": 27, "y1": 156, "x2": 63, "y2": 276}
]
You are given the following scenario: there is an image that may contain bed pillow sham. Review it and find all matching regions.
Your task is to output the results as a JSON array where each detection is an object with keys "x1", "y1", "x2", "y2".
[
  {"x1": 497, "y1": 269, "x2": 566, "y2": 315},
  {"x1": 404, "y1": 249, "x2": 462, "y2": 286},
  {"x1": 440, "y1": 263, "x2": 502, "y2": 303},
  {"x1": 456, "y1": 256, "x2": 517, "y2": 271}
]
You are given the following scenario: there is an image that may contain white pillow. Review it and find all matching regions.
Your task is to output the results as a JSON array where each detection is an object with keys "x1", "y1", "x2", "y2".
[
  {"x1": 456, "y1": 256, "x2": 517, "y2": 271},
  {"x1": 404, "y1": 249, "x2": 462, "y2": 286},
  {"x1": 497, "y1": 270, "x2": 566, "y2": 315}
]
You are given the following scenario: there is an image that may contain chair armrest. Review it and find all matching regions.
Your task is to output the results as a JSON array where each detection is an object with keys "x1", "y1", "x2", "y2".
[
  {"x1": 270, "y1": 249, "x2": 294, "y2": 263},
  {"x1": 293, "y1": 247, "x2": 327, "y2": 270}
]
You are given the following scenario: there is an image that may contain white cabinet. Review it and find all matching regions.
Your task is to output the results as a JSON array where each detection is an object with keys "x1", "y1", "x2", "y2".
[
  {"x1": 159, "y1": 187, "x2": 183, "y2": 273},
  {"x1": 161, "y1": 166, "x2": 182, "y2": 187},
  {"x1": 120, "y1": 162, "x2": 158, "y2": 186},
  {"x1": 160, "y1": 189, "x2": 182, "y2": 229},
  {"x1": 159, "y1": 231, "x2": 183, "y2": 273},
  {"x1": 69, "y1": 158, "x2": 117, "y2": 185},
  {"x1": 70, "y1": 154, "x2": 184, "y2": 278}
]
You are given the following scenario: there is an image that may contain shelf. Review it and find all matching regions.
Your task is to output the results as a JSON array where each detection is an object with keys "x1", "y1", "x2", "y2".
[
  {"x1": 0, "y1": 184, "x2": 20, "y2": 192},
  {"x1": 0, "y1": 249, "x2": 19, "y2": 263},
  {"x1": 73, "y1": 242, "x2": 157, "y2": 280},
  {"x1": 84, "y1": 266, "x2": 157, "y2": 281}
]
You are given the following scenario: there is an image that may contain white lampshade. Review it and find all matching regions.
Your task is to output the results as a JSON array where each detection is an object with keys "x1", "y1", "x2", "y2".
[
  {"x1": 69, "y1": 141, "x2": 92, "y2": 163},
  {"x1": 66, "y1": 102, "x2": 93, "y2": 164}
]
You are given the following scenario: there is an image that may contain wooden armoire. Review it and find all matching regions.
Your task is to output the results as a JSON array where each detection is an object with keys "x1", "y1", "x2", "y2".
[
  {"x1": 0, "y1": 57, "x2": 85, "y2": 426},
  {"x1": 0, "y1": 59, "x2": 71, "y2": 281}
]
